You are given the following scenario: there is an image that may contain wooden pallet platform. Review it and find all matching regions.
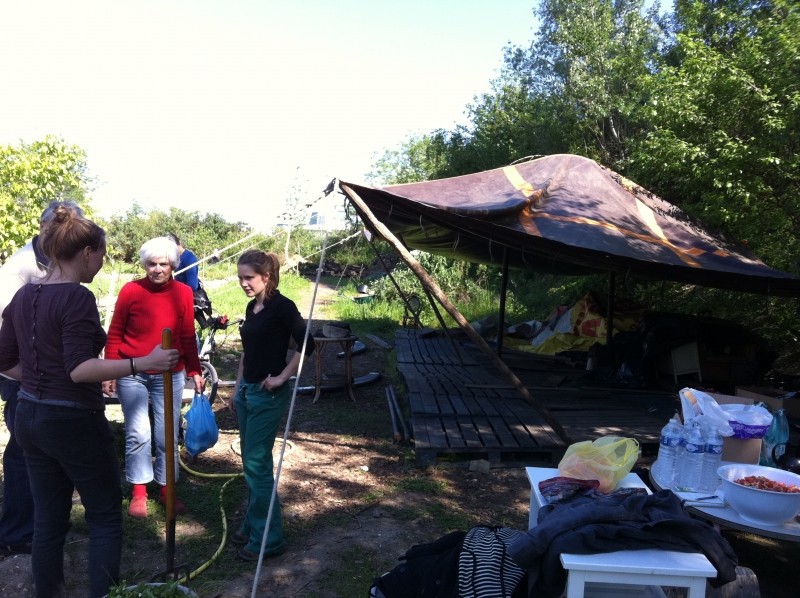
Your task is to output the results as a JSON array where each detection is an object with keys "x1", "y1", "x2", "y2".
[{"x1": 394, "y1": 328, "x2": 674, "y2": 466}]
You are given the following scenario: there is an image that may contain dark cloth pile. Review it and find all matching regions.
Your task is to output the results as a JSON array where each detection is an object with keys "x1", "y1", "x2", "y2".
[{"x1": 509, "y1": 488, "x2": 739, "y2": 598}]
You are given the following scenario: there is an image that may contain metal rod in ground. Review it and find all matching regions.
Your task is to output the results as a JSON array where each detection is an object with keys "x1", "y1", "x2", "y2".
[
  {"x1": 388, "y1": 386, "x2": 410, "y2": 443},
  {"x1": 386, "y1": 389, "x2": 401, "y2": 442}
]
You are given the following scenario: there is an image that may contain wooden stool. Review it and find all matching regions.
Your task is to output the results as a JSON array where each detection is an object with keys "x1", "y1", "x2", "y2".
[
  {"x1": 560, "y1": 550, "x2": 716, "y2": 598},
  {"x1": 402, "y1": 294, "x2": 422, "y2": 328}
]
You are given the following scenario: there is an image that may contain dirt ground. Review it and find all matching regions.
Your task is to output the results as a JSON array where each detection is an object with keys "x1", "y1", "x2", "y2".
[{"x1": 0, "y1": 282, "x2": 532, "y2": 597}]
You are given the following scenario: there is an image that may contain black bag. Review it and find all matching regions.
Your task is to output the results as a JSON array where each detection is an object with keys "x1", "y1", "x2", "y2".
[
  {"x1": 369, "y1": 530, "x2": 465, "y2": 598},
  {"x1": 368, "y1": 527, "x2": 529, "y2": 598}
]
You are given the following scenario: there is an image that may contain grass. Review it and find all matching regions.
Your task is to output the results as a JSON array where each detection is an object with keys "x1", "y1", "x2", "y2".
[{"x1": 313, "y1": 546, "x2": 387, "y2": 598}]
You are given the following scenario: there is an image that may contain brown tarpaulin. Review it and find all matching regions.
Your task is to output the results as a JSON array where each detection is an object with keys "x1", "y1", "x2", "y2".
[{"x1": 340, "y1": 154, "x2": 800, "y2": 297}]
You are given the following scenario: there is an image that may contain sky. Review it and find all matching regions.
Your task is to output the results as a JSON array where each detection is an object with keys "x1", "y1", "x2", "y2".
[{"x1": 0, "y1": 0, "x2": 539, "y2": 229}]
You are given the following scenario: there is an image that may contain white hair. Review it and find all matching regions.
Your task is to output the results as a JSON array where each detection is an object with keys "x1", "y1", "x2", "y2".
[{"x1": 139, "y1": 236, "x2": 180, "y2": 269}]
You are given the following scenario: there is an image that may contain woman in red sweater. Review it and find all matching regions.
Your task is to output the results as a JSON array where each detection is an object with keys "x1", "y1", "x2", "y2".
[{"x1": 104, "y1": 236, "x2": 203, "y2": 518}]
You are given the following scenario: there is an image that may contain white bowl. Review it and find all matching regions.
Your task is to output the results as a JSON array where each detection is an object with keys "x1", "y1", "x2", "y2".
[{"x1": 717, "y1": 463, "x2": 800, "y2": 526}]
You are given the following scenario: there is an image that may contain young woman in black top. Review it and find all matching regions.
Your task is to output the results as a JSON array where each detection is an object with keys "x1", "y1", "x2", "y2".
[{"x1": 229, "y1": 249, "x2": 314, "y2": 561}]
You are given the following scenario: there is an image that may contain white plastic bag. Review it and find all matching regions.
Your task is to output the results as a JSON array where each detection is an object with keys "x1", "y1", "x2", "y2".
[
  {"x1": 679, "y1": 388, "x2": 772, "y2": 438},
  {"x1": 719, "y1": 403, "x2": 773, "y2": 438},
  {"x1": 679, "y1": 388, "x2": 734, "y2": 436}
]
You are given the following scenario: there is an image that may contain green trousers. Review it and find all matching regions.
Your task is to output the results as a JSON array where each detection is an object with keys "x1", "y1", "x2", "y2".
[{"x1": 235, "y1": 381, "x2": 290, "y2": 554}]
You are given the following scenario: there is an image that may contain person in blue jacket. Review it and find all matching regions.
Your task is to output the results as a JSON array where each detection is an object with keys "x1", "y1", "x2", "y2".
[{"x1": 167, "y1": 232, "x2": 199, "y2": 290}]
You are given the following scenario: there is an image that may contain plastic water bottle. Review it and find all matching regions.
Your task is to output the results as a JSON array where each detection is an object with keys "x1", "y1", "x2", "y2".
[
  {"x1": 700, "y1": 426, "x2": 724, "y2": 493},
  {"x1": 677, "y1": 422, "x2": 705, "y2": 492},
  {"x1": 653, "y1": 416, "x2": 683, "y2": 488}
]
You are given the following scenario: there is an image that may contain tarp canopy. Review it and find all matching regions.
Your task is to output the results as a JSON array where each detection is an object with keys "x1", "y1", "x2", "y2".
[{"x1": 339, "y1": 154, "x2": 800, "y2": 297}]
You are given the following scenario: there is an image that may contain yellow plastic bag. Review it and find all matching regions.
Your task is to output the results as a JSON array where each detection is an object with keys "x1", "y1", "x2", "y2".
[{"x1": 557, "y1": 436, "x2": 640, "y2": 492}]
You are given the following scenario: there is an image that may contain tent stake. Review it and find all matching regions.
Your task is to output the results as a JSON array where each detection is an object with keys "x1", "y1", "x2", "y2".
[{"x1": 342, "y1": 183, "x2": 571, "y2": 443}]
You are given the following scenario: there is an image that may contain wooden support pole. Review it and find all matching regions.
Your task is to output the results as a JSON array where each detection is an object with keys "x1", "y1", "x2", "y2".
[
  {"x1": 161, "y1": 328, "x2": 176, "y2": 575},
  {"x1": 341, "y1": 183, "x2": 571, "y2": 443}
]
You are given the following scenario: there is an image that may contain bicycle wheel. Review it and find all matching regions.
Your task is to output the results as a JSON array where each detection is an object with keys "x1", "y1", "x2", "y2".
[{"x1": 201, "y1": 361, "x2": 219, "y2": 405}]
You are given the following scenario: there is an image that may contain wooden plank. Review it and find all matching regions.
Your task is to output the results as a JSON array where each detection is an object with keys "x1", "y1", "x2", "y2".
[
  {"x1": 472, "y1": 417, "x2": 503, "y2": 448},
  {"x1": 456, "y1": 418, "x2": 483, "y2": 448},
  {"x1": 441, "y1": 417, "x2": 467, "y2": 448},
  {"x1": 410, "y1": 416, "x2": 431, "y2": 449},
  {"x1": 447, "y1": 393, "x2": 471, "y2": 416},
  {"x1": 366, "y1": 333, "x2": 393, "y2": 350},
  {"x1": 433, "y1": 394, "x2": 456, "y2": 416},
  {"x1": 420, "y1": 418, "x2": 447, "y2": 449},
  {"x1": 485, "y1": 416, "x2": 521, "y2": 448}
]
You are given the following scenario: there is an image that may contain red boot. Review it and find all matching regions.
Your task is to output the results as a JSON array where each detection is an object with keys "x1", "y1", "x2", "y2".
[
  {"x1": 128, "y1": 484, "x2": 148, "y2": 518},
  {"x1": 158, "y1": 485, "x2": 187, "y2": 515}
]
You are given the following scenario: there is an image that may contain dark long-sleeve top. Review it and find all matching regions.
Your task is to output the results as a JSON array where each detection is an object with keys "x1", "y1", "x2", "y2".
[
  {"x1": 508, "y1": 489, "x2": 738, "y2": 598},
  {"x1": 0, "y1": 283, "x2": 107, "y2": 410},
  {"x1": 240, "y1": 291, "x2": 314, "y2": 383}
]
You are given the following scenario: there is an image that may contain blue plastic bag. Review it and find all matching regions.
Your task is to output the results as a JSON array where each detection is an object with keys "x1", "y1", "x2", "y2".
[{"x1": 184, "y1": 392, "x2": 218, "y2": 457}]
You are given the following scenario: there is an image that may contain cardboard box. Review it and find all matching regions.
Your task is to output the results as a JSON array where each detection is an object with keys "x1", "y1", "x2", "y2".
[
  {"x1": 706, "y1": 392, "x2": 762, "y2": 464},
  {"x1": 735, "y1": 386, "x2": 800, "y2": 419}
]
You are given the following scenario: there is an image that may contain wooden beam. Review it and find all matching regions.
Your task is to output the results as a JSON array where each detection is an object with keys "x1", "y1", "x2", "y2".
[{"x1": 340, "y1": 183, "x2": 571, "y2": 443}]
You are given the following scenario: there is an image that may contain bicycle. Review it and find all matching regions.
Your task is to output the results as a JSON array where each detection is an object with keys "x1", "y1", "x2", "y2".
[
  {"x1": 191, "y1": 282, "x2": 241, "y2": 405},
  {"x1": 195, "y1": 314, "x2": 240, "y2": 405}
]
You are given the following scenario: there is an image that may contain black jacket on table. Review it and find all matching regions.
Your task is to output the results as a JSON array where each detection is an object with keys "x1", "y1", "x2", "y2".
[{"x1": 508, "y1": 488, "x2": 738, "y2": 598}]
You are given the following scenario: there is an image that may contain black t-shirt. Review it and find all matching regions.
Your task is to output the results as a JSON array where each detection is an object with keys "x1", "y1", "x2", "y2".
[{"x1": 239, "y1": 291, "x2": 314, "y2": 383}]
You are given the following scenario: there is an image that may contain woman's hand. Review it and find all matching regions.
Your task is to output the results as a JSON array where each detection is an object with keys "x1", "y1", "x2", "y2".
[
  {"x1": 102, "y1": 380, "x2": 116, "y2": 397},
  {"x1": 192, "y1": 373, "x2": 204, "y2": 395},
  {"x1": 141, "y1": 344, "x2": 179, "y2": 372},
  {"x1": 260, "y1": 374, "x2": 284, "y2": 392}
]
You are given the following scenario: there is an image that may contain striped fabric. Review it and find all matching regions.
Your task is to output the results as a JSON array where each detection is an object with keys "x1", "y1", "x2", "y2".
[{"x1": 458, "y1": 526, "x2": 526, "y2": 597}]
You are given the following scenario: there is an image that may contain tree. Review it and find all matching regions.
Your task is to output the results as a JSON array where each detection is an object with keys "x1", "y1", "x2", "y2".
[
  {"x1": 628, "y1": 0, "x2": 800, "y2": 272},
  {"x1": 367, "y1": 133, "x2": 452, "y2": 185},
  {"x1": 0, "y1": 136, "x2": 93, "y2": 259},
  {"x1": 373, "y1": 1, "x2": 663, "y2": 183},
  {"x1": 102, "y1": 205, "x2": 250, "y2": 266},
  {"x1": 509, "y1": 0, "x2": 661, "y2": 167}
]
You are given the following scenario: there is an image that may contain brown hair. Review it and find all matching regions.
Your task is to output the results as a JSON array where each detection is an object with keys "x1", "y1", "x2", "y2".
[
  {"x1": 238, "y1": 249, "x2": 280, "y2": 298},
  {"x1": 39, "y1": 203, "x2": 105, "y2": 270}
]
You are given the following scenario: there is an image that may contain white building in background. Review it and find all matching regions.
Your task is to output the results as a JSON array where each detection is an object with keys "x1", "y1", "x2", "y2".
[{"x1": 302, "y1": 193, "x2": 349, "y2": 231}]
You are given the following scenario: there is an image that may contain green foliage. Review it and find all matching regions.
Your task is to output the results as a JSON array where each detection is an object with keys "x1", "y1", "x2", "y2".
[
  {"x1": 329, "y1": 251, "x2": 601, "y2": 334},
  {"x1": 367, "y1": 132, "x2": 452, "y2": 184},
  {"x1": 629, "y1": 0, "x2": 800, "y2": 273},
  {"x1": 0, "y1": 136, "x2": 93, "y2": 258},
  {"x1": 371, "y1": 0, "x2": 663, "y2": 183},
  {"x1": 101, "y1": 204, "x2": 252, "y2": 265},
  {"x1": 524, "y1": 0, "x2": 661, "y2": 166},
  {"x1": 106, "y1": 580, "x2": 191, "y2": 597}
]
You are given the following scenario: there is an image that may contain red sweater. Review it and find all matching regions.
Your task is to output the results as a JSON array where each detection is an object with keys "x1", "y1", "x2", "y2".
[{"x1": 105, "y1": 277, "x2": 201, "y2": 377}]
